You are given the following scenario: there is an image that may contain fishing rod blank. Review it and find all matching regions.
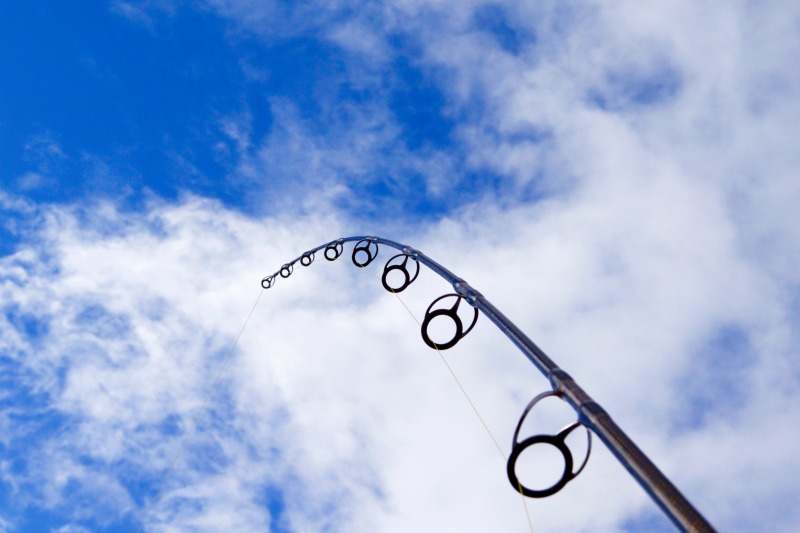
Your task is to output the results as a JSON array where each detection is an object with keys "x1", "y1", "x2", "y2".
[{"x1": 262, "y1": 236, "x2": 715, "y2": 533}]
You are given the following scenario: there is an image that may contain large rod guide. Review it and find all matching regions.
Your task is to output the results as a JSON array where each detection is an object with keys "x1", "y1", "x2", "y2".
[{"x1": 262, "y1": 236, "x2": 715, "y2": 532}]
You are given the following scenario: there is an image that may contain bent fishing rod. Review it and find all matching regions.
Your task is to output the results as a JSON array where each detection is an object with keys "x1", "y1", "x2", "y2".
[{"x1": 262, "y1": 236, "x2": 715, "y2": 532}]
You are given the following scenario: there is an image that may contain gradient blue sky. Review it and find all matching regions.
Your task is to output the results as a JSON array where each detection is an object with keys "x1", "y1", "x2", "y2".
[
  {"x1": 2, "y1": 1, "x2": 799, "y2": 532},
  {"x1": 1, "y1": 1, "x2": 481, "y2": 224}
]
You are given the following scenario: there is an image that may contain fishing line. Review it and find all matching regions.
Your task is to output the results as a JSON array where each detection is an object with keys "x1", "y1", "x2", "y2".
[
  {"x1": 136, "y1": 288, "x2": 264, "y2": 533},
  {"x1": 361, "y1": 264, "x2": 534, "y2": 533}
]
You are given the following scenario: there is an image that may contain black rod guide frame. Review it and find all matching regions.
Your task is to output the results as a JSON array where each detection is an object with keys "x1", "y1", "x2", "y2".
[{"x1": 262, "y1": 236, "x2": 715, "y2": 532}]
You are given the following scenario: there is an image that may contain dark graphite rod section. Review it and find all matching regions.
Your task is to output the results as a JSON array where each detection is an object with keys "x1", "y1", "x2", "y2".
[{"x1": 264, "y1": 236, "x2": 715, "y2": 532}]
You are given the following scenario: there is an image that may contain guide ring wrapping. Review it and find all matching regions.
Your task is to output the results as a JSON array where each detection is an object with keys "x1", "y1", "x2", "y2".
[
  {"x1": 381, "y1": 253, "x2": 420, "y2": 293},
  {"x1": 352, "y1": 238, "x2": 379, "y2": 268},
  {"x1": 301, "y1": 251, "x2": 315, "y2": 266},
  {"x1": 420, "y1": 294, "x2": 478, "y2": 350},
  {"x1": 324, "y1": 239, "x2": 344, "y2": 261},
  {"x1": 507, "y1": 391, "x2": 592, "y2": 498}
]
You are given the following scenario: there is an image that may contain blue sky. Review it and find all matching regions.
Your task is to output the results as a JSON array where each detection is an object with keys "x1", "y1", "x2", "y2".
[
  {"x1": 2, "y1": 1, "x2": 800, "y2": 532},
  {"x1": 0, "y1": 1, "x2": 476, "y2": 222}
]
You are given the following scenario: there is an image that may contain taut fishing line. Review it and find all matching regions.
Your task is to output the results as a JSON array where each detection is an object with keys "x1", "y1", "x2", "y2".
[{"x1": 137, "y1": 288, "x2": 264, "y2": 532}]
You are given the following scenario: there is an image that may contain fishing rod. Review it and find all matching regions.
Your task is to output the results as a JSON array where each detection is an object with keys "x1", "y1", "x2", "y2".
[{"x1": 262, "y1": 236, "x2": 715, "y2": 532}]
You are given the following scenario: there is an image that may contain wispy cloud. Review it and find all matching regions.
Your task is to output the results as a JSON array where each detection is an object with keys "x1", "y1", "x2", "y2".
[
  {"x1": 110, "y1": 0, "x2": 177, "y2": 30},
  {"x1": 15, "y1": 133, "x2": 67, "y2": 192}
]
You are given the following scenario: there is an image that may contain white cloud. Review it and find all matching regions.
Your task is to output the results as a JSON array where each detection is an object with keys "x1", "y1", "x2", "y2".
[{"x1": 2, "y1": 179, "x2": 799, "y2": 531}]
